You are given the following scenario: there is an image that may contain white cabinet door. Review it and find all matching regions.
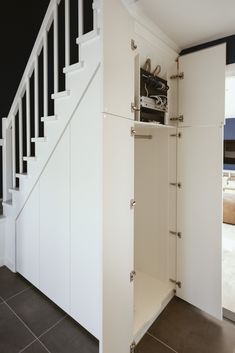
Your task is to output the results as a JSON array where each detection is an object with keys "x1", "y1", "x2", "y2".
[
  {"x1": 103, "y1": 114, "x2": 134, "y2": 353},
  {"x1": 178, "y1": 44, "x2": 226, "y2": 127},
  {"x1": 16, "y1": 183, "x2": 40, "y2": 288},
  {"x1": 177, "y1": 126, "x2": 223, "y2": 319},
  {"x1": 39, "y1": 130, "x2": 70, "y2": 313}
]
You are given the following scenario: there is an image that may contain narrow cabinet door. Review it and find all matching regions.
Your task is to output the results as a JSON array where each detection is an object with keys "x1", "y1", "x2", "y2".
[
  {"x1": 102, "y1": 114, "x2": 134, "y2": 353},
  {"x1": 178, "y1": 44, "x2": 226, "y2": 127},
  {"x1": 177, "y1": 126, "x2": 223, "y2": 319}
]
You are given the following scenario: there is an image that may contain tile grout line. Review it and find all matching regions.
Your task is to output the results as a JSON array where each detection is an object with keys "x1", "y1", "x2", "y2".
[
  {"x1": 5, "y1": 286, "x2": 32, "y2": 303},
  {"x1": 147, "y1": 332, "x2": 179, "y2": 353},
  {"x1": 38, "y1": 314, "x2": 68, "y2": 340},
  {"x1": 2, "y1": 299, "x2": 52, "y2": 353},
  {"x1": 1, "y1": 289, "x2": 68, "y2": 353},
  {"x1": 18, "y1": 339, "x2": 38, "y2": 353}
]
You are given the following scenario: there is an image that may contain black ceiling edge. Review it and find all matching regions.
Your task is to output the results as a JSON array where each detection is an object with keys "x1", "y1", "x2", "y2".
[{"x1": 180, "y1": 34, "x2": 235, "y2": 65}]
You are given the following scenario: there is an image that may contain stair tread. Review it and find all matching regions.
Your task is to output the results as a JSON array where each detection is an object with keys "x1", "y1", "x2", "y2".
[
  {"x1": 41, "y1": 115, "x2": 57, "y2": 122},
  {"x1": 9, "y1": 188, "x2": 20, "y2": 193},
  {"x1": 63, "y1": 61, "x2": 85, "y2": 74},
  {"x1": 76, "y1": 29, "x2": 100, "y2": 45},
  {"x1": 31, "y1": 137, "x2": 47, "y2": 142},
  {"x1": 16, "y1": 173, "x2": 28, "y2": 178},
  {"x1": 51, "y1": 90, "x2": 70, "y2": 100},
  {"x1": 23, "y1": 156, "x2": 36, "y2": 161}
]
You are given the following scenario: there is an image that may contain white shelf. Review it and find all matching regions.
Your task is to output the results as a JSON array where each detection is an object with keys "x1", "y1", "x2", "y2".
[
  {"x1": 133, "y1": 271, "x2": 174, "y2": 343},
  {"x1": 134, "y1": 121, "x2": 175, "y2": 129}
]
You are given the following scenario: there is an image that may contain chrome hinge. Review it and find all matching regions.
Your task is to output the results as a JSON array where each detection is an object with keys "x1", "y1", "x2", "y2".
[
  {"x1": 170, "y1": 132, "x2": 182, "y2": 138},
  {"x1": 131, "y1": 39, "x2": 137, "y2": 51},
  {"x1": 130, "y1": 199, "x2": 136, "y2": 208},
  {"x1": 170, "y1": 115, "x2": 184, "y2": 122},
  {"x1": 169, "y1": 279, "x2": 182, "y2": 288},
  {"x1": 130, "y1": 341, "x2": 136, "y2": 353},
  {"x1": 169, "y1": 231, "x2": 182, "y2": 239},
  {"x1": 131, "y1": 127, "x2": 136, "y2": 136},
  {"x1": 131, "y1": 103, "x2": 141, "y2": 113},
  {"x1": 170, "y1": 182, "x2": 182, "y2": 189},
  {"x1": 130, "y1": 271, "x2": 136, "y2": 282},
  {"x1": 170, "y1": 72, "x2": 184, "y2": 80}
]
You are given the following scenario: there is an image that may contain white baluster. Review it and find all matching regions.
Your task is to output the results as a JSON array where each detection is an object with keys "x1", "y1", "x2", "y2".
[
  {"x1": 34, "y1": 56, "x2": 39, "y2": 138},
  {"x1": 12, "y1": 117, "x2": 16, "y2": 189},
  {"x1": 54, "y1": 4, "x2": 59, "y2": 93},
  {"x1": 43, "y1": 32, "x2": 48, "y2": 117},
  {"x1": 78, "y1": 0, "x2": 84, "y2": 60},
  {"x1": 26, "y1": 78, "x2": 31, "y2": 157},
  {"x1": 19, "y1": 98, "x2": 23, "y2": 174},
  {"x1": 65, "y1": 0, "x2": 70, "y2": 68},
  {"x1": 93, "y1": 1, "x2": 97, "y2": 30}
]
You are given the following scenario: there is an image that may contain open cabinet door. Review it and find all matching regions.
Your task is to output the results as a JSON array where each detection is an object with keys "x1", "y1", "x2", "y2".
[{"x1": 176, "y1": 44, "x2": 226, "y2": 320}]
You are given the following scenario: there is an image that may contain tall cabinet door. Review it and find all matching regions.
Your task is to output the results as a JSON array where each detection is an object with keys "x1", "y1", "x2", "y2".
[
  {"x1": 103, "y1": 114, "x2": 134, "y2": 353},
  {"x1": 177, "y1": 44, "x2": 226, "y2": 320},
  {"x1": 178, "y1": 44, "x2": 226, "y2": 127}
]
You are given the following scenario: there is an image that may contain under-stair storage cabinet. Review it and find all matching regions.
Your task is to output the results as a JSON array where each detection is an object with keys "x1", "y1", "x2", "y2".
[
  {"x1": 2, "y1": 1, "x2": 226, "y2": 353},
  {"x1": 102, "y1": 3, "x2": 226, "y2": 350}
]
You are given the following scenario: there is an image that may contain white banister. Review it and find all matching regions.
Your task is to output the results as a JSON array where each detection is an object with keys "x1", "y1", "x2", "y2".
[
  {"x1": 12, "y1": 116, "x2": 16, "y2": 189},
  {"x1": 34, "y1": 57, "x2": 39, "y2": 138},
  {"x1": 6, "y1": 0, "x2": 62, "y2": 129},
  {"x1": 78, "y1": 0, "x2": 84, "y2": 37},
  {"x1": 19, "y1": 99, "x2": 23, "y2": 174},
  {"x1": 78, "y1": 0, "x2": 84, "y2": 60},
  {"x1": 54, "y1": 4, "x2": 59, "y2": 94},
  {"x1": 93, "y1": 1, "x2": 98, "y2": 30},
  {"x1": 26, "y1": 78, "x2": 31, "y2": 157},
  {"x1": 43, "y1": 32, "x2": 48, "y2": 117},
  {"x1": 65, "y1": 0, "x2": 70, "y2": 67}
]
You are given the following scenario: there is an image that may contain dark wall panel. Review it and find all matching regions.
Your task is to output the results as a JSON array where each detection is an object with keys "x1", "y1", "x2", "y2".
[{"x1": 180, "y1": 35, "x2": 235, "y2": 65}]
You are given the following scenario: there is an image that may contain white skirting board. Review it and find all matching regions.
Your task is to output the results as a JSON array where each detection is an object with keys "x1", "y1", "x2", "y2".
[{"x1": 134, "y1": 271, "x2": 174, "y2": 343}]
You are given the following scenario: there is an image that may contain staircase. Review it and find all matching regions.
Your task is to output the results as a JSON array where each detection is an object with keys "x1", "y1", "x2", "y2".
[
  {"x1": 0, "y1": 0, "x2": 102, "y2": 339},
  {"x1": 2, "y1": 0, "x2": 100, "y2": 218}
]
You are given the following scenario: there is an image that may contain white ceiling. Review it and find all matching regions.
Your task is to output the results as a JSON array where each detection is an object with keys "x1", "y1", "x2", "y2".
[{"x1": 134, "y1": 0, "x2": 235, "y2": 49}]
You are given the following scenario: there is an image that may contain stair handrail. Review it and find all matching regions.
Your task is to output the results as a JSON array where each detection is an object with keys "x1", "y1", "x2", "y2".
[{"x1": 5, "y1": 0, "x2": 61, "y2": 129}]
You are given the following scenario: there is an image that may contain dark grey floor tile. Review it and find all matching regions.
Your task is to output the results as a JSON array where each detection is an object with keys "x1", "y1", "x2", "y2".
[
  {"x1": 0, "y1": 266, "x2": 30, "y2": 300},
  {"x1": 7, "y1": 287, "x2": 65, "y2": 337},
  {"x1": 0, "y1": 303, "x2": 35, "y2": 353},
  {"x1": 22, "y1": 340, "x2": 49, "y2": 353},
  {"x1": 149, "y1": 296, "x2": 235, "y2": 353},
  {"x1": 40, "y1": 316, "x2": 99, "y2": 353},
  {"x1": 136, "y1": 334, "x2": 177, "y2": 353}
]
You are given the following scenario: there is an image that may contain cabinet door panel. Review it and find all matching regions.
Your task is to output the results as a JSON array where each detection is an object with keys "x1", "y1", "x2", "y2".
[
  {"x1": 103, "y1": 115, "x2": 134, "y2": 353},
  {"x1": 16, "y1": 184, "x2": 40, "y2": 287},
  {"x1": 177, "y1": 126, "x2": 223, "y2": 319},
  {"x1": 179, "y1": 44, "x2": 226, "y2": 127}
]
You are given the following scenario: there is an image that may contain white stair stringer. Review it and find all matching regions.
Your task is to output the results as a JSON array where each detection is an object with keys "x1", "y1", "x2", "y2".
[{"x1": 3, "y1": 34, "x2": 101, "y2": 219}]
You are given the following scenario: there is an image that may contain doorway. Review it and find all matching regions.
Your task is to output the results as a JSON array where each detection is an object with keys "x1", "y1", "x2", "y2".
[{"x1": 222, "y1": 65, "x2": 235, "y2": 321}]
